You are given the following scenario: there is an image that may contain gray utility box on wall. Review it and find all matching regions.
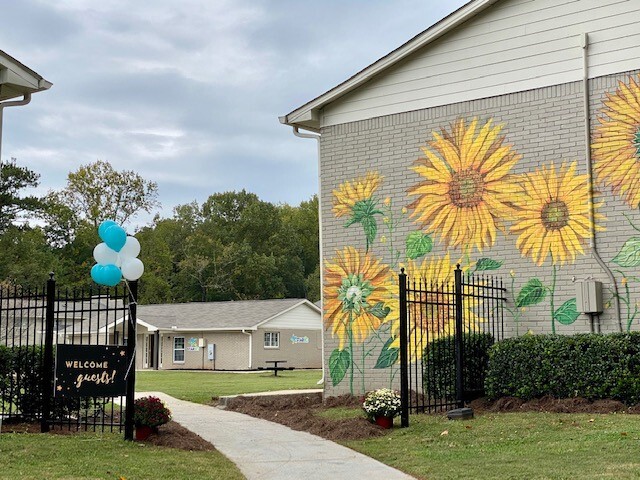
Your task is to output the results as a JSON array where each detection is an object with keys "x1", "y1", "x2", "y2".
[{"x1": 575, "y1": 280, "x2": 603, "y2": 314}]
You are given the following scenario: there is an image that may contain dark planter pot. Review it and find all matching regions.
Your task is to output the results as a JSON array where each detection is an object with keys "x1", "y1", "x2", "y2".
[
  {"x1": 135, "y1": 425, "x2": 153, "y2": 440},
  {"x1": 374, "y1": 416, "x2": 393, "y2": 429}
]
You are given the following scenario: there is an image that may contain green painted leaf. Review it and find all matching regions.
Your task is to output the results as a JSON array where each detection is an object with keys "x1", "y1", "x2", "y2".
[
  {"x1": 474, "y1": 258, "x2": 503, "y2": 271},
  {"x1": 329, "y1": 349, "x2": 351, "y2": 386},
  {"x1": 554, "y1": 298, "x2": 580, "y2": 325},
  {"x1": 516, "y1": 278, "x2": 547, "y2": 308},
  {"x1": 613, "y1": 237, "x2": 640, "y2": 267},
  {"x1": 369, "y1": 301, "x2": 390, "y2": 320},
  {"x1": 361, "y1": 216, "x2": 378, "y2": 250},
  {"x1": 405, "y1": 232, "x2": 433, "y2": 259},
  {"x1": 374, "y1": 337, "x2": 399, "y2": 369}
]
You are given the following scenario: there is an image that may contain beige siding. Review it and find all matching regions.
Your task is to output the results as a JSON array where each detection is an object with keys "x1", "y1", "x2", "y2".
[
  {"x1": 253, "y1": 328, "x2": 322, "y2": 369},
  {"x1": 261, "y1": 304, "x2": 321, "y2": 330},
  {"x1": 322, "y1": 0, "x2": 640, "y2": 127}
]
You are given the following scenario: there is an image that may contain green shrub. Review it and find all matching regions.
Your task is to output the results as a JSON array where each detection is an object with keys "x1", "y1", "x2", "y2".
[
  {"x1": 0, "y1": 345, "x2": 13, "y2": 391},
  {"x1": 12, "y1": 346, "x2": 45, "y2": 420},
  {"x1": 423, "y1": 332, "x2": 495, "y2": 401},
  {"x1": 485, "y1": 333, "x2": 640, "y2": 404}
]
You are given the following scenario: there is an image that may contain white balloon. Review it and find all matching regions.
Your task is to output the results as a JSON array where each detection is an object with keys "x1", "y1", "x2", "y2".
[
  {"x1": 121, "y1": 257, "x2": 144, "y2": 281},
  {"x1": 93, "y1": 243, "x2": 118, "y2": 265},
  {"x1": 120, "y1": 236, "x2": 141, "y2": 258}
]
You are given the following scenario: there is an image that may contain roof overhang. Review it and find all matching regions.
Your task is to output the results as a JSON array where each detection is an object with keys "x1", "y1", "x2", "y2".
[
  {"x1": 279, "y1": 0, "x2": 500, "y2": 132},
  {"x1": 0, "y1": 50, "x2": 52, "y2": 101}
]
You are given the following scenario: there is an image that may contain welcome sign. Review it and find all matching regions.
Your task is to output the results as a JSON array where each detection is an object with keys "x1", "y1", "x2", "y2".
[{"x1": 55, "y1": 344, "x2": 128, "y2": 397}]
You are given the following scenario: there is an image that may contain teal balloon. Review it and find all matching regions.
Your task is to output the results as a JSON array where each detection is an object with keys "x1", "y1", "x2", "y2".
[
  {"x1": 91, "y1": 263, "x2": 122, "y2": 287},
  {"x1": 103, "y1": 224, "x2": 127, "y2": 252},
  {"x1": 98, "y1": 220, "x2": 118, "y2": 241}
]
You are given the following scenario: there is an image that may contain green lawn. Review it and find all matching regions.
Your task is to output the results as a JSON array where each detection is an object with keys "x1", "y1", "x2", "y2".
[
  {"x1": 0, "y1": 433, "x2": 244, "y2": 480},
  {"x1": 342, "y1": 411, "x2": 640, "y2": 480},
  {"x1": 136, "y1": 369, "x2": 322, "y2": 403}
]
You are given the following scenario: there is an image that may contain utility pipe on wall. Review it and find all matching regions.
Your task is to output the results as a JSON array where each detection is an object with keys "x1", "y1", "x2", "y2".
[
  {"x1": 241, "y1": 329, "x2": 252, "y2": 369},
  {"x1": 292, "y1": 126, "x2": 324, "y2": 385},
  {"x1": 0, "y1": 93, "x2": 31, "y2": 161},
  {"x1": 581, "y1": 32, "x2": 622, "y2": 332}
]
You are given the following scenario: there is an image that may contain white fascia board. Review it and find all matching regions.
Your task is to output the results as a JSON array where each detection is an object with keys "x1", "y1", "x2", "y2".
[
  {"x1": 158, "y1": 327, "x2": 258, "y2": 333},
  {"x1": 279, "y1": 0, "x2": 500, "y2": 130},
  {"x1": 0, "y1": 51, "x2": 52, "y2": 98}
]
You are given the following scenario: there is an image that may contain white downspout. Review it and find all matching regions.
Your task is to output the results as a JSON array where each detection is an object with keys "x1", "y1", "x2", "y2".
[
  {"x1": 581, "y1": 33, "x2": 622, "y2": 331},
  {"x1": 292, "y1": 126, "x2": 324, "y2": 385},
  {"x1": 242, "y1": 329, "x2": 252, "y2": 369},
  {"x1": 0, "y1": 94, "x2": 32, "y2": 161}
]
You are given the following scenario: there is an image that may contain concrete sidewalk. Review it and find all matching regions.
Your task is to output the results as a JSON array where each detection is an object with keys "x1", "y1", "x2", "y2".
[{"x1": 140, "y1": 392, "x2": 415, "y2": 480}]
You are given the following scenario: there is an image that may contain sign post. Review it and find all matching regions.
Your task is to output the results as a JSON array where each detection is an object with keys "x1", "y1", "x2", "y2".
[{"x1": 124, "y1": 280, "x2": 138, "y2": 440}]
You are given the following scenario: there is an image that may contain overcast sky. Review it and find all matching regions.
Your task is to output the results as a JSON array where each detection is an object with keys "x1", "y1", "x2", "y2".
[{"x1": 1, "y1": 0, "x2": 467, "y2": 228}]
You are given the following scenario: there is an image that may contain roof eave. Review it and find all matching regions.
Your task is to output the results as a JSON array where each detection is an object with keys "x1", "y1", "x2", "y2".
[
  {"x1": 0, "y1": 50, "x2": 52, "y2": 101},
  {"x1": 279, "y1": 0, "x2": 500, "y2": 129}
]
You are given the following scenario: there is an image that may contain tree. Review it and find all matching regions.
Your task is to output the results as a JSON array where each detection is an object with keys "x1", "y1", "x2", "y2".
[
  {"x1": 0, "y1": 158, "x2": 43, "y2": 231},
  {"x1": 56, "y1": 160, "x2": 160, "y2": 227}
]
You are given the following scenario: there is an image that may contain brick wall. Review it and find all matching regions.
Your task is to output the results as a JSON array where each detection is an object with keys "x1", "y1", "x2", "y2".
[{"x1": 319, "y1": 70, "x2": 640, "y2": 397}]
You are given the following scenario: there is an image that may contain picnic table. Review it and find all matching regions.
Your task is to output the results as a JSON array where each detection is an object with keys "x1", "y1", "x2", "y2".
[{"x1": 259, "y1": 360, "x2": 293, "y2": 376}]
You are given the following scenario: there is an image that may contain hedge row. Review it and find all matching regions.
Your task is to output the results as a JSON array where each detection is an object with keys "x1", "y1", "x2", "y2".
[
  {"x1": 0, "y1": 345, "x2": 45, "y2": 420},
  {"x1": 423, "y1": 333, "x2": 495, "y2": 400},
  {"x1": 485, "y1": 333, "x2": 640, "y2": 404}
]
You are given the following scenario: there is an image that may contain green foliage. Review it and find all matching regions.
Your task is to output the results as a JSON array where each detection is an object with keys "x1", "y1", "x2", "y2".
[
  {"x1": 374, "y1": 337, "x2": 399, "y2": 369},
  {"x1": 613, "y1": 237, "x2": 640, "y2": 267},
  {"x1": 474, "y1": 258, "x2": 503, "y2": 272},
  {"x1": 1, "y1": 346, "x2": 44, "y2": 420},
  {"x1": 515, "y1": 278, "x2": 547, "y2": 307},
  {"x1": 405, "y1": 231, "x2": 433, "y2": 259},
  {"x1": 329, "y1": 348, "x2": 351, "y2": 386},
  {"x1": 133, "y1": 395, "x2": 172, "y2": 427},
  {"x1": 0, "y1": 158, "x2": 43, "y2": 232},
  {"x1": 485, "y1": 333, "x2": 640, "y2": 403},
  {"x1": 554, "y1": 298, "x2": 579, "y2": 325},
  {"x1": 423, "y1": 333, "x2": 495, "y2": 400}
]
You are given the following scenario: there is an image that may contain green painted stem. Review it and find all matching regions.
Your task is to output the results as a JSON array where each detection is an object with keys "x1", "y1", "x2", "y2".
[
  {"x1": 348, "y1": 312, "x2": 354, "y2": 395},
  {"x1": 550, "y1": 265, "x2": 557, "y2": 334}
]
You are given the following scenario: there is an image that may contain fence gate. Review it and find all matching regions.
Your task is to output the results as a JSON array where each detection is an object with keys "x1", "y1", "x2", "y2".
[
  {"x1": 398, "y1": 265, "x2": 506, "y2": 426},
  {"x1": 0, "y1": 275, "x2": 137, "y2": 436}
]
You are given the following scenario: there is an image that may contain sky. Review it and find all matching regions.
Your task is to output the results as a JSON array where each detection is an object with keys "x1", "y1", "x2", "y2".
[{"x1": 1, "y1": 0, "x2": 468, "y2": 229}]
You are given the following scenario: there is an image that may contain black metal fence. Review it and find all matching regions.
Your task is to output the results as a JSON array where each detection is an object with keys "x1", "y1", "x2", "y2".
[
  {"x1": 0, "y1": 275, "x2": 136, "y2": 436},
  {"x1": 399, "y1": 265, "x2": 506, "y2": 426}
]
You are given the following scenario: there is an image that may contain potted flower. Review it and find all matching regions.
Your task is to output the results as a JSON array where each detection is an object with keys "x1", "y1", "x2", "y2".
[
  {"x1": 362, "y1": 388, "x2": 401, "y2": 429},
  {"x1": 133, "y1": 395, "x2": 172, "y2": 440}
]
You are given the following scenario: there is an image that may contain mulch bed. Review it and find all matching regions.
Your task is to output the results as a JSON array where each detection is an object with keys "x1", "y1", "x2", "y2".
[{"x1": 5, "y1": 394, "x2": 640, "y2": 450}]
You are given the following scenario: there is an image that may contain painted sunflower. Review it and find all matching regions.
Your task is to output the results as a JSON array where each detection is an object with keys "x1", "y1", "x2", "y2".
[
  {"x1": 592, "y1": 74, "x2": 640, "y2": 208},
  {"x1": 510, "y1": 161, "x2": 602, "y2": 266},
  {"x1": 332, "y1": 171, "x2": 382, "y2": 218},
  {"x1": 407, "y1": 118, "x2": 520, "y2": 252},
  {"x1": 391, "y1": 253, "x2": 479, "y2": 362},
  {"x1": 323, "y1": 246, "x2": 395, "y2": 349}
]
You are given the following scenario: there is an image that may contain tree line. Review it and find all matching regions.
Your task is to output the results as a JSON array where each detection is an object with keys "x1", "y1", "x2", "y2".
[{"x1": 0, "y1": 159, "x2": 320, "y2": 304}]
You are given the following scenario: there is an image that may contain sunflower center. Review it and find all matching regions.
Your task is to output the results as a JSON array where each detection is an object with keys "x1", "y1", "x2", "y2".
[
  {"x1": 338, "y1": 274, "x2": 374, "y2": 315},
  {"x1": 449, "y1": 170, "x2": 485, "y2": 208},
  {"x1": 541, "y1": 200, "x2": 569, "y2": 230},
  {"x1": 635, "y1": 127, "x2": 640, "y2": 157}
]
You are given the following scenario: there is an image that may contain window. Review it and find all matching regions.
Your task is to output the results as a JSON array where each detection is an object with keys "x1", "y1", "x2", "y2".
[
  {"x1": 264, "y1": 332, "x2": 279, "y2": 349},
  {"x1": 173, "y1": 337, "x2": 185, "y2": 363}
]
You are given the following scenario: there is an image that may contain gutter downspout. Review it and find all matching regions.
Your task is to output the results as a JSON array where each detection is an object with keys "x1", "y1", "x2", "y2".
[
  {"x1": 241, "y1": 329, "x2": 252, "y2": 369},
  {"x1": 292, "y1": 126, "x2": 324, "y2": 385},
  {"x1": 581, "y1": 33, "x2": 622, "y2": 331},
  {"x1": 0, "y1": 93, "x2": 32, "y2": 161}
]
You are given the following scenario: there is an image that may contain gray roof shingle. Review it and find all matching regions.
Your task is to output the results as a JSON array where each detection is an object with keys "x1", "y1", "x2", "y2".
[{"x1": 137, "y1": 298, "x2": 316, "y2": 331}]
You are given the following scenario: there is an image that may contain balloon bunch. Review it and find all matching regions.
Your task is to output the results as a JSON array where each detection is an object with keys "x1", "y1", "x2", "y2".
[{"x1": 91, "y1": 220, "x2": 144, "y2": 287}]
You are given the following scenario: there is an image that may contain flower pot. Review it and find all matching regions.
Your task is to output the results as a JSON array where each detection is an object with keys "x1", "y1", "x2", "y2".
[
  {"x1": 135, "y1": 425, "x2": 153, "y2": 440},
  {"x1": 375, "y1": 415, "x2": 393, "y2": 429}
]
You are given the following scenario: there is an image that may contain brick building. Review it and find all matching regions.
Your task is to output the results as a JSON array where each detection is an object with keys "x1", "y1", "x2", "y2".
[{"x1": 281, "y1": 0, "x2": 640, "y2": 396}]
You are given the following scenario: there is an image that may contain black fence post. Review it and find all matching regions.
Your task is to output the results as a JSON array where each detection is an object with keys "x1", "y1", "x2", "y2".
[
  {"x1": 399, "y1": 268, "x2": 409, "y2": 428},
  {"x1": 41, "y1": 273, "x2": 56, "y2": 433},
  {"x1": 454, "y1": 265, "x2": 464, "y2": 409},
  {"x1": 124, "y1": 280, "x2": 138, "y2": 441}
]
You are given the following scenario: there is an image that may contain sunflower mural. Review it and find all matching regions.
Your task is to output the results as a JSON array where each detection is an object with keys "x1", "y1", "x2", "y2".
[
  {"x1": 390, "y1": 253, "x2": 479, "y2": 362},
  {"x1": 594, "y1": 74, "x2": 640, "y2": 330},
  {"x1": 407, "y1": 117, "x2": 520, "y2": 256},
  {"x1": 332, "y1": 172, "x2": 384, "y2": 252},
  {"x1": 323, "y1": 246, "x2": 395, "y2": 394},
  {"x1": 510, "y1": 161, "x2": 604, "y2": 333}
]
